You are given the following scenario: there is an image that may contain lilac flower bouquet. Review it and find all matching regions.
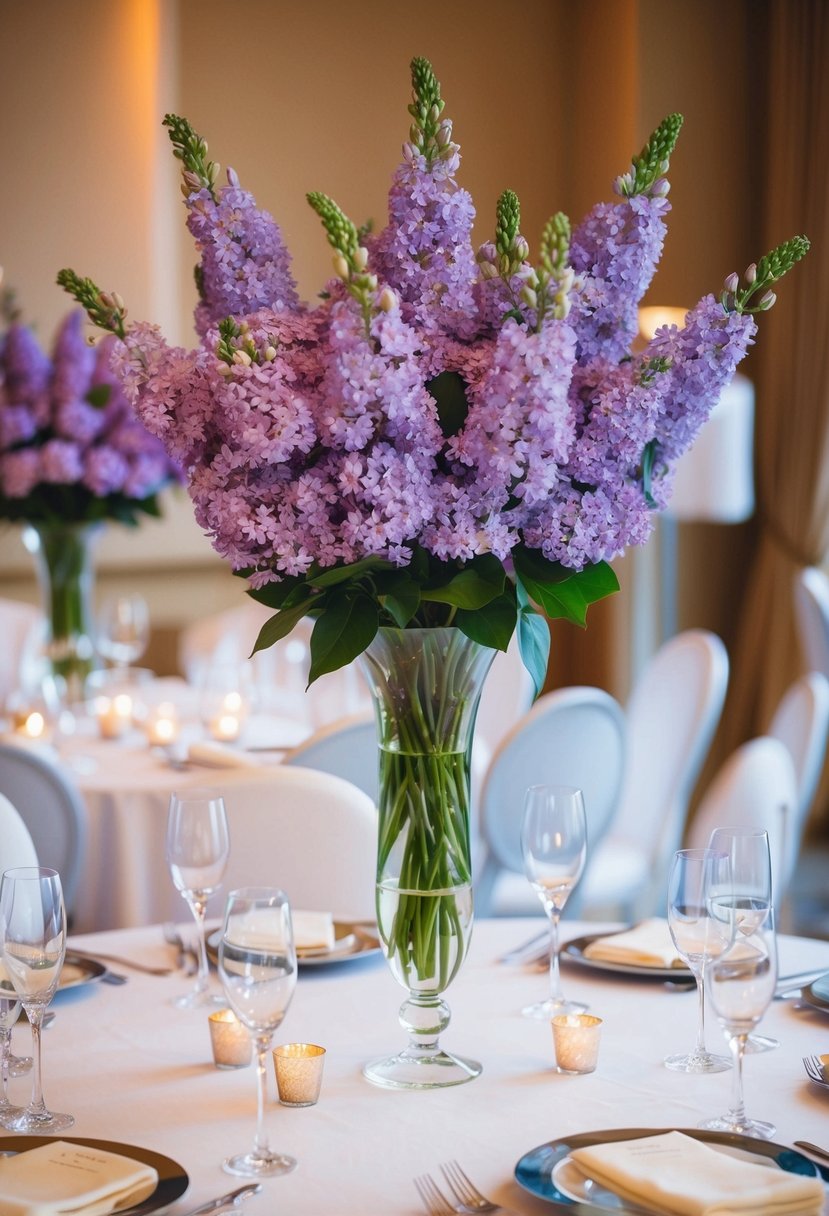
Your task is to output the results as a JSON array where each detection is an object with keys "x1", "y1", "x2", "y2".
[{"x1": 59, "y1": 57, "x2": 807, "y2": 697}]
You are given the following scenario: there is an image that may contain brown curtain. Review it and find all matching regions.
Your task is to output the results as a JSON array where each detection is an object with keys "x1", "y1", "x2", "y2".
[{"x1": 721, "y1": 1, "x2": 829, "y2": 822}]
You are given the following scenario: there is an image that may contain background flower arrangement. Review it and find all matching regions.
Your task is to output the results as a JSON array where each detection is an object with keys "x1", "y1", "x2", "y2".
[{"x1": 59, "y1": 57, "x2": 807, "y2": 695}]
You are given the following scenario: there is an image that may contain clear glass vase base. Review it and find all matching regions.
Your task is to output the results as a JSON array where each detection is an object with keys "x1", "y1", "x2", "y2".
[
  {"x1": 663, "y1": 1051, "x2": 731, "y2": 1074},
  {"x1": 362, "y1": 1047, "x2": 482, "y2": 1090},
  {"x1": 698, "y1": 1114, "x2": 776, "y2": 1140},
  {"x1": 223, "y1": 1150, "x2": 297, "y2": 1178},
  {"x1": 4, "y1": 1108, "x2": 75, "y2": 1133}
]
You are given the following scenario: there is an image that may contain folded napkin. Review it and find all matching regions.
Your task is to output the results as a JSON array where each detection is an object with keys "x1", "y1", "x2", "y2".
[
  {"x1": 570, "y1": 1131, "x2": 824, "y2": 1216},
  {"x1": 583, "y1": 918, "x2": 686, "y2": 968},
  {"x1": 0, "y1": 1140, "x2": 158, "y2": 1216},
  {"x1": 293, "y1": 910, "x2": 336, "y2": 953},
  {"x1": 186, "y1": 741, "x2": 261, "y2": 769}
]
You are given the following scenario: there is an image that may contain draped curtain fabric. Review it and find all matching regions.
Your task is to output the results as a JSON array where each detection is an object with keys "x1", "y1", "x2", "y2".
[{"x1": 722, "y1": 2, "x2": 829, "y2": 819}]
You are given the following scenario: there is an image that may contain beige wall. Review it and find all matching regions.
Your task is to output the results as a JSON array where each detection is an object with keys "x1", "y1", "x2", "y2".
[{"x1": 0, "y1": 0, "x2": 758, "y2": 680}]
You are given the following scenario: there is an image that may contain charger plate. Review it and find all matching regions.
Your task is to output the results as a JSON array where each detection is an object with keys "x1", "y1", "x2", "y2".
[
  {"x1": 58, "y1": 952, "x2": 107, "y2": 990},
  {"x1": 514, "y1": 1127, "x2": 819, "y2": 1211},
  {"x1": 0, "y1": 1136, "x2": 188, "y2": 1215},
  {"x1": 562, "y1": 931, "x2": 691, "y2": 981},
  {"x1": 802, "y1": 973, "x2": 829, "y2": 1014},
  {"x1": 207, "y1": 919, "x2": 381, "y2": 968}
]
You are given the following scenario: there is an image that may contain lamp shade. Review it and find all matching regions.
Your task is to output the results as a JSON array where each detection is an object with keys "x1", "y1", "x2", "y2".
[{"x1": 665, "y1": 372, "x2": 755, "y2": 523}]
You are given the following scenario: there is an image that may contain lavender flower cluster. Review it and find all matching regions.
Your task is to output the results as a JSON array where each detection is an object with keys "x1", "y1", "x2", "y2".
[
  {"x1": 108, "y1": 79, "x2": 760, "y2": 589},
  {"x1": 0, "y1": 310, "x2": 179, "y2": 523}
]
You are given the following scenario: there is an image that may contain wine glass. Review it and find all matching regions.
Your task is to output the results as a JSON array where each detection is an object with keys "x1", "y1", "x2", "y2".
[
  {"x1": 521, "y1": 785, "x2": 588, "y2": 1019},
  {"x1": 0, "y1": 866, "x2": 74, "y2": 1132},
  {"x1": 96, "y1": 594, "x2": 150, "y2": 668},
  {"x1": 709, "y1": 826, "x2": 777, "y2": 1053},
  {"x1": 665, "y1": 848, "x2": 734, "y2": 1073},
  {"x1": 0, "y1": 969, "x2": 24, "y2": 1129},
  {"x1": 700, "y1": 908, "x2": 778, "y2": 1138},
  {"x1": 166, "y1": 789, "x2": 230, "y2": 1008},
  {"x1": 217, "y1": 887, "x2": 297, "y2": 1178}
]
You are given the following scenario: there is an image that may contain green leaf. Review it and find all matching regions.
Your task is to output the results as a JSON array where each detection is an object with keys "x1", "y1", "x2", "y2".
[
  {"x1": 308, "y1": 592, "x2": 379, "y2": 684},
  {"x1": 422, "y1": 553, "x2": 505, "y2": 609},
  {"x1": 380, "y1": 578, "x2": 420, "y2": 628},
  {"x1": 250, "y1": 599, "x2": 315, "y2": 657},
  {"x1": 307, "y1": 556, "x2": 392, "y2": 588},
  {"x1": 426, "y1": 370, "x2": 469, "y2": 439},
  {"x1": 514, "y1": 547, "x2": 619, "y2": 626},
  {"x1": 85, "y1": 384, "x2": 111, "y2": 410},
  {"x1": 517, "y1": 606, "x2": 550, "y2": 700},
  {"x1": 455, "y1": 593, "x2": 516, "y2": 652},
  {"x1": 246, "y1": 577, "x2": 304, "y2": 611}
]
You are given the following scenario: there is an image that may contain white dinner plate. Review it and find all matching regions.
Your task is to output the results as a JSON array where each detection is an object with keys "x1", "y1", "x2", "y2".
[
  {"x1": 0, "y1": 1136, "x2": 188, "y2": 1215},
  {"x1": 514, "y1": 1127, "x2": 822, "y2": 1211},
  {"x1": 562, "y1": 931, "x2": 691, "y2": 980},
  {"x1": 207, "y1": 920, "x2": 381, "y2": 968}
]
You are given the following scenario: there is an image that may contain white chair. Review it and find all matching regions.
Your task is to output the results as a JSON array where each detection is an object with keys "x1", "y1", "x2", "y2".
[
  {"x1": 795, "y1": 567, "x2": 829, "y2": 678},
  {"x1": 476, "y1": 686, "x2": 626, "y2": 916},
  {"x1": 686, "y1": 736, "x2": 799, "y2": 906},
  {"x1": 0, "y1": 743, "x2": 87, "y2": 919},
  {"x1": 283, "y1": 712, "x2": 378, "y2": 805},
  {"x1": 576, "y1": 629, "x2": 729, "y2": 922},
  {"x1": 0, "y1": 791, "x2": 39, "y2": 875},
  {"x1": 767, "y1": 671, "x2": 829, "y2": 877},
  {"x1": 208, "y1": 766, "x2": 378, "y2": 920}
]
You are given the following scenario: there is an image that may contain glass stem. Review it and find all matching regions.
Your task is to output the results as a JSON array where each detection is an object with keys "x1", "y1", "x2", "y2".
[
  {"x1": 253, "y1": 1035, "x2": 271, "y2": 1159},
  {"x1": 0, "y1": 1028, "x2": 10, "y2": 1107},
  {"x1": 188, "y1": 894, "x2": 210, "y2": 993},
  {"x1": 727, "y1": 1033, "x2": 748, "y2": 1124},
  {"x1": 547, "y1": 910, "x2": 563, "y2": 1003},
  {"x1": 25, "y1": 1008, "x2": 47, "y2": 1116},
  {"x1": 693, "y1": 968, "x2": 707, "y2": 1057}
]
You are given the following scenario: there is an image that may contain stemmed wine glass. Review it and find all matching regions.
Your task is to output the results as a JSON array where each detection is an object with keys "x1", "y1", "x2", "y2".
[
  {"x1": 0, "y1": 968, "x2": 24, "y2": 1129},
  {"x1": 521, "y1": 785, "x2": 588, "y2": 1019},
  {"x1": 166, "y1": 789, "x2": 230, "y2": 1008},
  {"x1": 96, "y1": 594, "x2": 150, "y2": 669},
  {"x1": 217, "y1": 887, "x2": 297, "y2": 1178},
  {"x1": 700, "y1": 907, "x2": 778, "y2": 1138},
  {"x1": 709, "y1": 826, "x2": 777, "y2": 1052},
  {"x1": 0, "y1": 866, "x2": 73, "y2": 1131},
  {"x1": 665, "y1": 848, "x2": 734, "y2": 1073}
]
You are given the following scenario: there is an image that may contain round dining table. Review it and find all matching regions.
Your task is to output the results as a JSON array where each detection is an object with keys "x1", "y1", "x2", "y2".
[{"x1": 6, "y1": 917, "x2": 829, "y2": 1215}]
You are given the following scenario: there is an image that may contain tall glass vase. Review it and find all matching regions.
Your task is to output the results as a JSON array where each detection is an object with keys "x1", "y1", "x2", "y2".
[
  {"x1": 22, "y1": 522, "x2": 99, "y2": 704},
  {"x1": 359, "y1": 627, "x2": 495, "y2": 1089}
]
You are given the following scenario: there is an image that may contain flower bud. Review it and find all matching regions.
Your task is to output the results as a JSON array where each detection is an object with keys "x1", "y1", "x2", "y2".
[
  {"x1": 513, "y1": 237, "x2": 530, "y2": 263},
  {"x1": 744, "y1": 263, "x2": 757, "y2": 284},
  {"x1": 264, "y1": 345, "x2": 277, "y2": 361},
  {"x1": 378, "y1": 287, "x2": 397, "y2": 312},
  {"x1": 759, "y1": 290, "x2": 777, "y2": 310},
  {"x1": 232, "y1": 349, "x2": 252, "y2": 366},
  {"x1": 724, "y1": 272, "x2": 739, "y2": 294},
  {"x1": 333, "y1": 254, "x2": 350, "y2": 280},
  {"x1": 354, "y1": 246, "x2": 369, "y2": 272},
  {"x1": 520, "y1": 285, "x2": 538, "y2": 310},
  {"x1": 499, "y1": 253, "x2": 512, "y2": 277},
  {"x1": 410, "y1": 123, "x2": 420, "y2": 144},
  {"x1": 227, "y1": 167, "x2": 239, "y2": 188},
  {"x1": 437, "y1": 121, "x2": 452, "y2": 147}
]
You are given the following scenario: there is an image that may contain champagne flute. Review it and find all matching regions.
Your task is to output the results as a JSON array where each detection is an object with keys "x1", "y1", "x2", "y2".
[
  {"x1": 709, "y1": 826, "x2": 777, "y2": 1052},
  {"x1": 0, "y1": 866, "x2": 73, "y2": 1132},
  {"x1": 521, "y1": 785, "x2": 588, "y2": 1019},
  {"x1": 700, "y1": 909, "x2": 778, "y2": 1138},
  {"x1": 665, "y1": 848, "x2": 734, "y2": 1073},
  {"x1": 218, "y1": 888, "x2": 297, "y2": 1178},
  {"x1": 166, "y1": 789, "x2": 230, "y2": 1008},
  {"x1": 96, "y1": 593, "x2": 150, "y2": 668},
  {"x1": 0, "y1": 971, "x2": 24, "y2": 1129}
]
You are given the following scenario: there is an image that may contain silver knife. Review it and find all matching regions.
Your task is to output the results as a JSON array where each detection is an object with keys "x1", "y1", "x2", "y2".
[{"x1": 179, "y1": 1183, "x2": 262, "y2": 1216}]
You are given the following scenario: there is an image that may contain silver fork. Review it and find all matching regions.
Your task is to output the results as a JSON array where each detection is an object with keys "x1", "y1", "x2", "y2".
[
  {"x1": 441, "y1": 1161, "x2": 521, "y2": 1215},
  {"x1": 414, "y1": 1174, "x2": 456, "y2": 1216},
  {"x1": 803, "y1": 1054, "x2": 828, "y2": 1085}
]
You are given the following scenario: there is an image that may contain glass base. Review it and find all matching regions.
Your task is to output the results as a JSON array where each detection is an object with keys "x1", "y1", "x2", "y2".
[
  {"x1": 172, "y1": 987, "x2": 226, "y2": 1010},
  {"x1": 0, "y1": 1103, "x2": 24, "y2": 1129},
  {"x1": 664, "y1": 1050, "x2": 731, "y2": 1074},
  {"x1": 522, "y1": 996, "x2": 588, "y2": 1020},
  {"x1": 745, "y1": 1033, "x2": 779, "y2": 1053},
  {"x1": 4, "y1": 1107, "x2": 75, "y2": 1133},
  {"x1": 698, "y1": 1113, "x2": 776, "y2": 1139},
  {"x1": 223, "y1": 1149, "x2": 296, "y2": 1178},
  {"x1": 363, "y1": 1047, "x2": 482, "y2": 1090},
  {"x1": 9, "y1": 1053, "x2": 33, "y2": 1077}
]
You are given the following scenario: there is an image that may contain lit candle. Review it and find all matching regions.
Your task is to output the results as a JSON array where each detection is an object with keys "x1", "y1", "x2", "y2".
[
  {"x1": 145, "y1": 702, "x2": 179, "y2": 747},
  {"x1": 20, "y1": 710, "x2": 47, "y2": 739},
  {"x1": 208, "y1": 1009, "x2": 252, "y2": 1069},
  {"x1": 551, "y1": 1014, "x2": 603, "y2": 1074},
  {"x1": 209, "y1": 712, "x2": 241, "y2": 742},
  {"x1": 272, "y1": 1043, "x2": 326, "y2": 1106},
  {"x1": 93, "y1": 695, "x2": 131, "y2": 740}
]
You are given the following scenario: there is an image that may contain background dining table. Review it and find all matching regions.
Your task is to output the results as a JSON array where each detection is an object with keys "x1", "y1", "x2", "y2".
[{"x1": 7, "y1": 918, "x2": 829, "y2": 1215}]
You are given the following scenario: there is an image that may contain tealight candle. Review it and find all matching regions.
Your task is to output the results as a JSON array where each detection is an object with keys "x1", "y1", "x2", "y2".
[
  {"x1": 145, "y1": 702, "x2": 180, "y2": 747},
  {"x1": 551, "y1": 1013, "x2": 602, "y2": 1075},
  {"x1": 273, "y1": 1043, "x2": 326, "y2": 1106},
  {"x1": 209, "y1": 712, "x2": 241, "y2": 743},
  {"x1": 93, "y1": 695, "x2": 131, "y2": 740},
  {"x1": 208, "y1": 1009, "x2": 252, "y2": 1069},
  {"x1": 16, "y1": 710, "x2": 47, "y2": 740}
]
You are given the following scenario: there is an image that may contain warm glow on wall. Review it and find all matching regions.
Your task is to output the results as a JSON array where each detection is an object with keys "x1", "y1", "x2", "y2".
[{"x1": 638, "y1": 305, "x2": 688, "y2": 342}]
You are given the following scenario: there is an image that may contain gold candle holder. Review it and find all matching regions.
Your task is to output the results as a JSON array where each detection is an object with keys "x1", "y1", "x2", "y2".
[
  {"x1": 273, "y1": 1042, "x2": 326, "y2": 1106},
  {"x1": 551, "y1": 1014, "x2": 602, "y2": 1074},
  {"x1": 208, "y1": 1009, "x2": 252, "y2": 1069}
]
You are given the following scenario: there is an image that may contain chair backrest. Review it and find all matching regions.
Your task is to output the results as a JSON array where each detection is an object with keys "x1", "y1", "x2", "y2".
[
  {"x1": 476, "y1": 686, "x2": 625, "y2": 913},
  {"x1": 474, "y1": 637, "x2": 535, "y2": 770},
  {"x1": 686, "y1": 736, "x2": 799, "y2": 904},
  {"x1": 210, "y1": 766, "x2": 378, "y2": 920},
  {"x1": 0, "y1": 597, "x2": 43, "y2": 709},
  {"x1": 767, "y1": 670, "x2": 829, "y2": 849},
  {"x1": 0, "y1": 791, "x2": 39, "y2": 875},
  {"x1": 609, "y1": 629, "x2": 729, "y2": 883},
  {"x1": 283, "y1": 712, "x2": 379, "y2": 805},
  {"x1": 0, "y1": 743, "x2": 87, "y2": 916},
  {"x1": 794, "y1": 567, "x2": 829, "y2": 678}
]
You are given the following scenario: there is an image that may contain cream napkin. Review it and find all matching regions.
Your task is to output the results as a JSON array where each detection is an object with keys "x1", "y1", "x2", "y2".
[
  {"x1": 583, "y1": 918, "x2": 686, "y2": 968},
  {"x1": 0, "y1": 1140, "x2": 158, "y2": 1216},
  {"x1": 186, "y1": 741, "x2": 260, "y2": 769},
  {"x1": 293, "y1": 910, "x2": 336, "y2": 953},
  {"x1": 570, "y1": 1131, "x2": 824, "y2": 1216}
]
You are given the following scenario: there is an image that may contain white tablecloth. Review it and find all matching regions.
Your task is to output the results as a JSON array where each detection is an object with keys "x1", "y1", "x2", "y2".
[{"x1": 7, "y1": 919, "x2": 829, "y2": 1215}]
